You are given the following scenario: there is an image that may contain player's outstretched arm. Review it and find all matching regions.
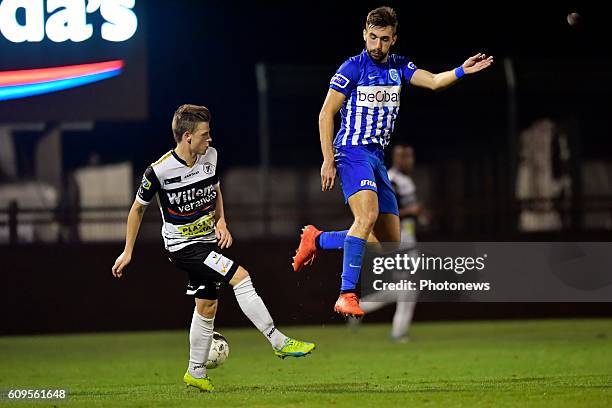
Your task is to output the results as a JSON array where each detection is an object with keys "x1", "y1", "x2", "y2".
[
  {"x1": 319, "y1": 89, "x2": 345, "y2": 191},
  {"x1": 410, "y1": 53, "x2": 494, "y2": 91},
  {"x1": 112, "y1": 200, "x2": 147, "y2": 278},
  {"x1": 214, "y1": 183, "x2": 233, "y2": 249}
]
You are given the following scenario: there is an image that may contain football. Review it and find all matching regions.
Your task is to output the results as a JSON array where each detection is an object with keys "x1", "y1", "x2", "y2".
[
  {"x1": 206, "y1": 332, "x2": 229, "y2": 369},
  {"x1": 567, "y1": 12, "x2": 581, "y2": 27}
]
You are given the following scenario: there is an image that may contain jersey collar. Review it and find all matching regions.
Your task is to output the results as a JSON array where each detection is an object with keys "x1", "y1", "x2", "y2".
[{"x1": 172, "y1": 149, "x2": 197, "y2": 168}]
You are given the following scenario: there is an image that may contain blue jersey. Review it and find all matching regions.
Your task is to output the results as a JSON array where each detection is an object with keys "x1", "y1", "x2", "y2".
[{"x1": 329, "y1": 49, "x2": 417, "y2": 149}]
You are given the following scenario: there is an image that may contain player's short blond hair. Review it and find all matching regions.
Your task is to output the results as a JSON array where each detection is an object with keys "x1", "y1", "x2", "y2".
[{"x1": 172, "y1": 104, "x2": 211, "y2": 143}]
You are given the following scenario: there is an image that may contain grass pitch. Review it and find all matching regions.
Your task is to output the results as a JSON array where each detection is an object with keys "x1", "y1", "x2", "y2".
[{"x1": 1, "y1": 319, "x2": 611, "y2": 407}]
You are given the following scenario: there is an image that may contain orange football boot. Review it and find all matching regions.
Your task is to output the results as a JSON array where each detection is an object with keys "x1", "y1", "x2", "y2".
[
  {"x1": 334, "y1": 293, "x2": 364, "y2": 318},
  {"x1": 292, "y1": 225, "x2": 323, "y2": 272}
]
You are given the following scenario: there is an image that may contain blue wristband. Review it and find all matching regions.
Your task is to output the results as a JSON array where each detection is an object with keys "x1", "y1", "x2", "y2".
[{"x1": 454, "y1": 66, "x2": 465, "y2": 79}]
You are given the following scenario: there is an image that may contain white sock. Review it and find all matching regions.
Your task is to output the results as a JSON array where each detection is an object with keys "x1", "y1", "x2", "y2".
[
  {"x1": 391, "y1": 301, "x2": 416, "y2": 339},
  {"x1": 360, "y1": 291, "x2": 393, "y2": 314},
  {"x1": 233, "y1": 276, "x2": 288, "y2": 349},
  {"x1": 188, "y1": 308, "x2": 214, "y2": 378}
]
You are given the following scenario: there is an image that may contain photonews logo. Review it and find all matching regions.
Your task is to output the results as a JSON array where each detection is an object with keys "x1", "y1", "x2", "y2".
[{"x1": 0, "y1": 0, "x2": 138, "y2": 43}]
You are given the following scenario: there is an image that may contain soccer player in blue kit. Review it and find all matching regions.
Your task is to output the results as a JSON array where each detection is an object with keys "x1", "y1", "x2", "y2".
[{"x1": 292, "y1": 6, "x2": 493, "y2": 317}]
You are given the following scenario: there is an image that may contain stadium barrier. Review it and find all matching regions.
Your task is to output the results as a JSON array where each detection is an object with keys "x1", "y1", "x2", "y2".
[{"x1": 1, "y1": 236, "x2": 611, "y2": 335}]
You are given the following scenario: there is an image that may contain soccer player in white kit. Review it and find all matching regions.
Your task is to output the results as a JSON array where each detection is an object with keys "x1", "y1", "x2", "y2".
[
  {"x1": 111, "y1": 105, "x2": 315, "y2": 392},
  {"x1": 359, "y1": 144, "x2": 425, "y2": 342}
]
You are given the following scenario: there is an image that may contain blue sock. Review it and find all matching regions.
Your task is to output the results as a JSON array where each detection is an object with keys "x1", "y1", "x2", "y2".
[
  {"x1": 316, "y1": 230, "x2": 348, "y2": 250},
  {"x1": 341, "y1": 235, "x2": 367, "y2": 292}
]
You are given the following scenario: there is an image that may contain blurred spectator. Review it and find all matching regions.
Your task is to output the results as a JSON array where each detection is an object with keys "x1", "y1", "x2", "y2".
[
  {"x1": 516, "y1": 118, "x2": 572, "y2": 231},
  {"x1": 357, "y1": 144, "x2": 426, "y2": 342}
]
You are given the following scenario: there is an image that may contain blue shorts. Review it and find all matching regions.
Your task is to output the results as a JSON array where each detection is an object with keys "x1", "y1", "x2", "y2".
[{"x1": 335, "y1": 145, "x2": 399, "y2": 216}]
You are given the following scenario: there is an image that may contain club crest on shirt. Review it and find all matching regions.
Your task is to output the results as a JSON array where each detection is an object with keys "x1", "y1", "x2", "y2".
[
  {"x1": 203, "y1": 162, "x2": 216, "y2": 175},
  {"x1": 389, "y1": 69, "x2": 399, "y2": 81}
]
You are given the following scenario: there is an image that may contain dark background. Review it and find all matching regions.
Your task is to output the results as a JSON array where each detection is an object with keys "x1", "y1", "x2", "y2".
[
  {"x1": 47, "y1": 0, "x2": 612, "y2": 173},
  {"x1": 1, "y1": 1, "x2": 611, "y2": 334},
  {"x1": 2, "y1": 238, "x2": 611, "y2": 335}
]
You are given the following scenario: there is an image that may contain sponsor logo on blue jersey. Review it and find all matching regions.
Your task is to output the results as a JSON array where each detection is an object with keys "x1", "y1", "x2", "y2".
[{"x1": 356, "y1": 87, "x2": 400, "y2": 104}]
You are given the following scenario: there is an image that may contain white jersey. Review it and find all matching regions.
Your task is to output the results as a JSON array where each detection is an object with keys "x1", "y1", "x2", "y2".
[
  {"x1": 388, "y1": 167, "x2": 417, "y2": 244},
  {"x1": 136, "y1": 148, "x2": 219, "y2": 252}
]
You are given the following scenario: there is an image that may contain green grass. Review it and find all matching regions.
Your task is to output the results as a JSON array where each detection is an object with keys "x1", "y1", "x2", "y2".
[{"x1": 1, "y1": 319, "x2": 611, "y2": 407}]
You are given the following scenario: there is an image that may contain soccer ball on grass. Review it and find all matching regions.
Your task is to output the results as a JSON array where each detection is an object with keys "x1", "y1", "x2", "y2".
[{"x1": 206, "y1": 331, "x2": 229, "y2": 369}]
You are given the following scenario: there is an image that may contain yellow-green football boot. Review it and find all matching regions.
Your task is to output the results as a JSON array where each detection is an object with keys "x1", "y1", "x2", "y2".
[
  {"x1": 274, "y1": 338, "x2": 316, "y2": 359},
  {"x1": 184, "y1": 371, "x2": 214, "y2": 392}
]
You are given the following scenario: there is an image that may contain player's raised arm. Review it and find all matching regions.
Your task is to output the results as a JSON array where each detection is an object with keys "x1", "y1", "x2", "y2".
[
  {"x1": 214, "y1": 183, "x2": 233, "y2": 249},
  {"x1": 319, "y1": 88, "x2": 346, "y2": 191},
  {"x1": 410, "y1": 53, "x2": 494, "y2": 91},
  {"x1": 112, "y1": 199, "x2": 148, "y2": 278}
]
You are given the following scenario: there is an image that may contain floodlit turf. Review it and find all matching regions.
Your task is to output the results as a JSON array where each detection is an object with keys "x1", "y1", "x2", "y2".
[{"x1": 1, "y1": 319, "x2": 611, "y2": 407}]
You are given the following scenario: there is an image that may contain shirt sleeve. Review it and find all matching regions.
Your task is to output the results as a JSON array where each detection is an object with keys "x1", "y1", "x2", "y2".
[
  {"x1": 206, "y1": 147, "x2": 220, "y2": 186},
  {"x1": 214, "y1": 154, "x2": 220, "y2": 186},
  {"x1": 329, "y1": 58, "x2": 359, "y2": 97},
  {"x1": 136, "y1": 165, "x2": 161, "y2": 205},
  {"x1": 400, "y1": 57, "x2": 418, "y2": 85}
]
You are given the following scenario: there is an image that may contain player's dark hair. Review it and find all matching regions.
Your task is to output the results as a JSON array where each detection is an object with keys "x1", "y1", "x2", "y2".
[
  {"x1": 366, "y1": 6, "x2": 398, "y2": 33},
  {"x1": 172, "y1": 104, "x2": 211, "y2": 143}
]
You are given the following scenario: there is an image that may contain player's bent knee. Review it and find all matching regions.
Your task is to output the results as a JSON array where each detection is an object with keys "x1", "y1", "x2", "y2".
[
  {"x1": 229, "y1": 266, "x2": 249, "y2": 287},
  {"x1": 354, "y1": 212, "x2": 377, "y2": 232}
]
